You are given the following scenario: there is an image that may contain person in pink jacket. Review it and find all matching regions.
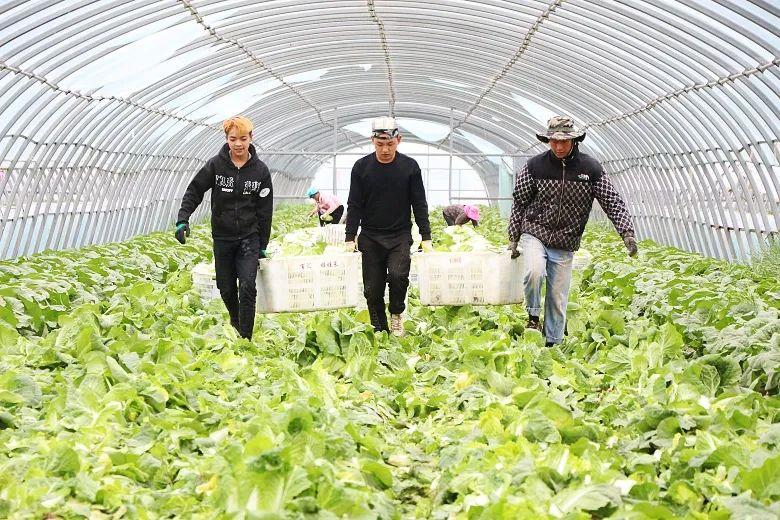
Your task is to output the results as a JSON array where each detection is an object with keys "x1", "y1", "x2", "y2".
[
  {"x1": 442, "y1": 204, "x2": 480, "y2": 227},
  {"x1": 307, "y1": 188, "x2": 344, "y2": 226}
]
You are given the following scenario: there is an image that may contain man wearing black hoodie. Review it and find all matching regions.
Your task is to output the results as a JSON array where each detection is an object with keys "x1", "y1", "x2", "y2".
[
  {"x1": 345, "y1": 117, "x2": 431, "y2": 337},
  {"x1": 174, "y1": 116, "x2": 273, "y2": 340}
]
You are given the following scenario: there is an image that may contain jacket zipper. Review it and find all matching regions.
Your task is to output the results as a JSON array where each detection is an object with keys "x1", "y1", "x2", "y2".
[
  {"x1": 235, "y1": 164, "x2": 240, "y2": 233},
  {"x1": 553, "y1": 158, "x2": 566, "y2": 231}
]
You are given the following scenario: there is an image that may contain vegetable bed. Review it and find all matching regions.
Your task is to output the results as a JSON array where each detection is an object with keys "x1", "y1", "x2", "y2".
[{"x1": 0, "y1": 205, "x2": 778, "y2": 519}]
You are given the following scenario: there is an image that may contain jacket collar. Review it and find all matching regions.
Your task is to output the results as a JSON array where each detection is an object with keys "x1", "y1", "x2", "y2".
[
  {"x1": 546, "y1": 144, "x2": 579, "y2": 164},
  {"x1": 219, "y1": 143, "x2": 258, "y2": 168}
]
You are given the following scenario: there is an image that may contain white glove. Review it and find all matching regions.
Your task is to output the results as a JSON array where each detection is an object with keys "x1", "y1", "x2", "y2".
[{"x1": 345, "y1": 241, "x2": 356, "y2": 252}]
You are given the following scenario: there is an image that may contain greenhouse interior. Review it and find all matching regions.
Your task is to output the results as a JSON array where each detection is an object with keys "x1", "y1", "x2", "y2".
[{"x1": 0, "y1": 1, "x2": 779, "y2": 518}]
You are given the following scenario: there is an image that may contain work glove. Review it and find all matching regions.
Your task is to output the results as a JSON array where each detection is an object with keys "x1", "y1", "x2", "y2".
[
  {"x1": 259, "y1": 249, "x2": 268, "y2": 259},
  {"x1": 320, "y1": 214, "x2": 333, "y2": 222},
  {"x1": 175, "y1": 221, "x2": 190, "y2": 244},
  {"x1": 345, "y1": 241, "x2": 356, "y2": 252},
  {"x1": 508, "y1": 241, "x2": 520, "y2": 259},
  {"x1": 420, "y1": 240, "x2": 433, "y2": 252},
  {"x1": 623, "y1": 233, "x2": 638, "y2": 257}
]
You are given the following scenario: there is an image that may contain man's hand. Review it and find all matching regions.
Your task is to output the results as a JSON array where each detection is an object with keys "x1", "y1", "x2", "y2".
[
  {"x1": 508, "y1": 241, "x2": 520, "y2": 259},
  {"x1": 175, "y1": 221, "x2": 190, "y2": 244},
  {"x1": 345, "y1": 241, "x2": 356, "y2": 252},
  {"x1": 420, "y1": 240, "x2": 433, "y2": 252},
  {"x1": 623, "y1": 234, "x2": 638, "y2": 257},
  {"x1": 320, "y1": 214, "x2": 333, "y2": 222}
]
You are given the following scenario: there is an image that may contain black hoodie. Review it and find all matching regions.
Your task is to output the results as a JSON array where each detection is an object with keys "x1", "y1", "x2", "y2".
[{"x1": 177, "y1": 143, "x2": 273, "y2": 248}]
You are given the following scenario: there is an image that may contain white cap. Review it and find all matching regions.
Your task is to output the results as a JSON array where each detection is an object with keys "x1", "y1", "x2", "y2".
[{"x1": 371, "y1": 116, "x2": 399, "y2": 138}]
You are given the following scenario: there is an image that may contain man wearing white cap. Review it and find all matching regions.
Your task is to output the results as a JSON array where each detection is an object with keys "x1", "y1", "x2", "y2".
[
  {"x1": 508, "y1": 116, "x2": 637, "y2": 347},
  {"x1": 345, "y1": 116, "x2": 432, "y2": 336}
]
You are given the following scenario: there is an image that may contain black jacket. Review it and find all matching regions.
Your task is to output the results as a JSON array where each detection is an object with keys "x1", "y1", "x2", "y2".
[
  {"x1": 177, "y1": 143, "x2": 273, "y2": 248},
  {"x1": 345, "y1": 152, "x2": 431, "y2": 242},
  {"x1": 508, "y1": 147, "x2": 634, "y2": 251}
]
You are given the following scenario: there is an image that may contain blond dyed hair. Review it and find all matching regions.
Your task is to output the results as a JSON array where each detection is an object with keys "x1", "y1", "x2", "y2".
[{"x1": 223, "y1": 116, "x2": 254, "y2": 136}]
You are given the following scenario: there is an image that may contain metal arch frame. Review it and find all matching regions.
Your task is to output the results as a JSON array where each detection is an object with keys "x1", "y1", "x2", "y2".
[
  {"x1": 520, "y1": 0, "x2": 780, "y2": 258},
  {"x1": 185, "y1": 117, "x2": 498, "y2": 195},
  {"x1": 1, "y1": 0, "x2": 778, "y2": 260}
]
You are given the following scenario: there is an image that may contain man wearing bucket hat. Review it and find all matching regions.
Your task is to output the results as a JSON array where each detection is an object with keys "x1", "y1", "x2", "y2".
[
  {"x1": 442, "y1": 204, "x2": 480, "y2": 227},
  {"x1": 345, "y1": 116, "x2": 432, "y2": 337},
  {"x1": 508, "y1": 116, "x2": 637, "y2": 347},
  {"x1": 307, "y1": 188, "x2": 344, "y2": 226}
]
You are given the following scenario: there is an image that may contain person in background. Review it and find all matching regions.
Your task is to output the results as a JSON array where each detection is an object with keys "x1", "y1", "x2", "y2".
[
  {"x1": 174, "y1": 116, "x2": 273, "y2": 340},
  {"x1": 442, "y1": 204, "x2": 480, "y2": 227},
  {"x1": 508, "y1": 116, "x2": 637, "y2": 347},
  {"x1": 307, "y1": 188, "x2": 344, "y2": 226},
  {"x1": 345, "y1": 116, "x2": 432, "y2": 337}
]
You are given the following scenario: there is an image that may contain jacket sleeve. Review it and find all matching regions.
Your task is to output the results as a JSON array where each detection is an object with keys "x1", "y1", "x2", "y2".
[
  {"x1": 593, "y1": 171, "x2": 635, "y2": 238},
  {"x1": 345, "y1": 162, "x2": 363, "y2": 241},
  {"x1": 410, "y1": 161, "x2": 431, "y2": 241},
  {"x1": 508, "y1": 163, "x2": 536, "y2": 242},
  {"x1": 256, "y1": 165, "x2": 274, "y2": 250},
  {"x1": 177, "y1": 161, "x2": 214, "y2": 224}
]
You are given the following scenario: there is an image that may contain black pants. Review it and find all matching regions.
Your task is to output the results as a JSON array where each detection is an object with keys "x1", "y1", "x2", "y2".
[
  {"x1": 358, "y1": 234, "x2": 411, "y2": 332},
  {"x1": 319, "y1": 205, "x2": 344, "y2": 227},
  {"x1": 213, "y1": 233, "x2": 260, "y2": 339},
  {"x1": 442, "y1": 210, "x2": 456, "y2": 226}
]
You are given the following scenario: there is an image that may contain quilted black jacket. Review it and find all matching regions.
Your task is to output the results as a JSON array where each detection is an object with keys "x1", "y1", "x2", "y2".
[{"x1": 508, "y1": 147, "x2": 634, "y2": 251}]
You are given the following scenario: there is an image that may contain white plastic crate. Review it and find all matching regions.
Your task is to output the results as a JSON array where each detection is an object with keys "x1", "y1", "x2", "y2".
[
  {"x1": 319, "y1": 224, "x2": 346, "y2": 245},
  {"x1": 192, "y1": 262, "x2": 221, "y2": 301},
  {"x1": 256, "y1": 253, "x2": 362, "y2": 313},
  {"x1": 572, "y1": 248, "x2": 593, "y2": 270},
  {"x1": 415, "y1": 251, "x2": 524, "y2": 306},
  {"x1": 192, "y1": 254, "x2": 362, "y2": 313}
]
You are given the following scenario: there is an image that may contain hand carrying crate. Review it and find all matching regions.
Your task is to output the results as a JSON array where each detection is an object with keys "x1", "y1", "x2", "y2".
[{"x1": 415, "y1": 251, "x2": 524, "y2": 306}]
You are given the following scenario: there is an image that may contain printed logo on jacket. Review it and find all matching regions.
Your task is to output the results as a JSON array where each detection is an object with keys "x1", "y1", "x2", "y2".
[
  {"x1": 243, "y1": 180, "x2": 264, "y2": 195},
  {"x1": 216, "y1": 175, "x2": 234, "y2": 192}
]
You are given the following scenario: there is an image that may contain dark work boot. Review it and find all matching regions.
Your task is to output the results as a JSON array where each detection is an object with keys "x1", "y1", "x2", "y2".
[
  {"x1": 526, "y1": 315, "x2": 542, "y2": 331},
  {"x1": 545, "y1": 341, "x2": 555, "y2": 348},
  {"x1": 368, "y1": 303, "x2": 389, "y2": 333},
  {"x1": 225, "y1": 301, "x2": 240, "y2": 334}
]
